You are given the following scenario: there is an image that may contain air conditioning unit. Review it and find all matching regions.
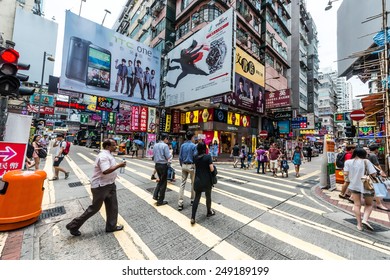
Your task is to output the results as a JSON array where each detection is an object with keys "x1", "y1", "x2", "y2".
[
  {"x1": 142, "y1": 29, "x2": 148, "y2": 33},
  {"x1": 138, "y1": 19, "x2": 143, "y2": 24},
  {"x1": 243, "y1": 12, "x2": 252, "y2": 22},
  {"x1": 151, "y1": 26, "x2": 156, "y2": 31}
]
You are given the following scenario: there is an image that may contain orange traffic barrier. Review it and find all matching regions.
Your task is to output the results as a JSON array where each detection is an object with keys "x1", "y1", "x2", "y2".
[
  {"x1": 0, "y1": 170, "x2": 46, "y2": 231},
  {"x1": 335, "y1": 169, "x2": 345, "y2": 184}
]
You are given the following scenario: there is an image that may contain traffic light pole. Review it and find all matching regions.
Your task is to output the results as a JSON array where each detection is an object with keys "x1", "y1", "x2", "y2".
[{"x1": 0, "y1": 96, "x2": 8, "y2": 141}]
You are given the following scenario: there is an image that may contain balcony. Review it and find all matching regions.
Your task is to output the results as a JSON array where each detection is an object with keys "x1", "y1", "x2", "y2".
[{"x1": 152, "y1": 1, "x2": 165, "y2": 17}]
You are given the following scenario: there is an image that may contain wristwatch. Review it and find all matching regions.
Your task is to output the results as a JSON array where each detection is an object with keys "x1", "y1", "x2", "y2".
[{"x1": 206, "y1": 38, "x2": 227, "y2": 74}]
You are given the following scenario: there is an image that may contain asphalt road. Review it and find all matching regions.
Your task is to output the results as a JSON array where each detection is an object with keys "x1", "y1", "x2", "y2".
[{"x1": 1, "y1": 144, "x2": 390, "y2": 260}]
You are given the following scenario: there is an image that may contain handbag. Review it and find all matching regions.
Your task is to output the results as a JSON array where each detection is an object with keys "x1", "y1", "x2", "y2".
[
  {"x1": 37, "y1": 148, "x2": 47, "y2": 159},
  {"x1": 362, "y1": 160, "x2": 374, "y2": 191},
  {"x1": 211, "y1": 165, "x2": 218, "y2": 185},
  {"x1": 373, "y1": 182, "x2": 388, "y2": 198}
]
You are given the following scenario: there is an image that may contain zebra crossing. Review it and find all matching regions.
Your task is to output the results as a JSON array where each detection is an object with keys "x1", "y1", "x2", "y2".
[{"x1": 35, "y1": 147, "x2": 390, "y2": 260}]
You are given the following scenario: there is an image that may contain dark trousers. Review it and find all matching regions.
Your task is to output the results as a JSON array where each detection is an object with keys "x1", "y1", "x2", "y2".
[
  {"x1": 66, "y1": 183, "x2": 118, "y2": 231},
  {"x1": 307, "y1": 155, "x2": 312, "y2": 162},
  {"x1": 240, "y1": 158, "x2": 246, "y2": 168},
  {"x1": 191, "y1": 189, "x2": 212, "y2": 219},
  {"x1": 257, "y1": 160, "x2": 265, "y2": 174},
  {"x1": 154, "y1": 163, "x2": 168, "y2": 203},
  {"x1": 126, "y1": 76, "x2": 133, "y2": 94}
]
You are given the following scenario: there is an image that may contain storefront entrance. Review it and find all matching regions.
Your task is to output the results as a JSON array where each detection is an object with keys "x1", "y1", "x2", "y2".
[{"x1": 220, "y1": 132, "x2": 237, "y2": 154}]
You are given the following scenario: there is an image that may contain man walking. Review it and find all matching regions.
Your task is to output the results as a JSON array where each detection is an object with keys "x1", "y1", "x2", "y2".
[
  {"x1": 178, "y1": 131, "x2": 197, "y2": 211},
  {"x1": 65, "y1": 139, "x2": 126, "y2": 236},
  {"x1": 268, "y1": 143, "x2": 281, "y2": 177},
  {"x1": 231, "y1": 143, "x2": 240, "y2": 168},
  {"x1": 153, "y1": 134, "x2": 170, "y2": 206},
  {"x1": 50, "y1": 134, "x2": 70, "y2": 180}
]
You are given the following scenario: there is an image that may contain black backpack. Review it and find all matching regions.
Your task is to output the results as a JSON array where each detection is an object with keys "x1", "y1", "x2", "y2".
[
  {"x1": 336, "y1": 152, "x2": 346, "y2": 169},
  {"x1": 26, "y1": 143, "x2": 34, "y2": 158}
]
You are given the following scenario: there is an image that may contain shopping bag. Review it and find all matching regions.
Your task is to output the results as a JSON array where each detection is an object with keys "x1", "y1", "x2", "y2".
[{"x1": 373, "y1": 182, "x2": 388, "y2": 198}]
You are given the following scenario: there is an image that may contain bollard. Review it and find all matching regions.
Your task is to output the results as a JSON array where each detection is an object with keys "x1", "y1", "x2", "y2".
[{"x1": 0, "y1": 170, "x2": 46, "y2": 231}]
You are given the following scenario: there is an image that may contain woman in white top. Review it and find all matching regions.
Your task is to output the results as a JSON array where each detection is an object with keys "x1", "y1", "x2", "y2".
[{"x1": 343, "y1": 148, "x2": 377, "y2": 231}]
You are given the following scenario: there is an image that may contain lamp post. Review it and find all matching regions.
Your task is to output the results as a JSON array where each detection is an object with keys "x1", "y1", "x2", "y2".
[
  {"x1": 324, "y1": 0, "x2": 340, "y2": 11},
  {"x1": 36, "y1": 51, "x2": 54, "y2": 120},
  {"x1": 102, "y1": 9, "x2": 111, "y2": 26},
  {"x1": 79, "y1": 0, "x2": 86, "y2": 16}
]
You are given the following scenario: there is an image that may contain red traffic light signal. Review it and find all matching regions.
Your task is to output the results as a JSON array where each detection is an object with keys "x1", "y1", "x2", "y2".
[{"x1": 0, "y1": 48, "x2": 19, "y2": 64}]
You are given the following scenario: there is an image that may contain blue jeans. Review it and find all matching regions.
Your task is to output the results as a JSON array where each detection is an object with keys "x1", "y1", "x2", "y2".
[{"x1": 257, "y1": 160, "x2": 265, "y2": 173}]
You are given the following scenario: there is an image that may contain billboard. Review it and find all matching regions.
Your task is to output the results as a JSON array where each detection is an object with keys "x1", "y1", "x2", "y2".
[
  {"x1": 265, "y1": 89, "x2": 291, "y2": 109},
  {"x1": 60, "y1": 11, "x2": 161, "y2": 105},
  {"x1": 165, "y1": 8, "x2": 235, "y2": 106}
]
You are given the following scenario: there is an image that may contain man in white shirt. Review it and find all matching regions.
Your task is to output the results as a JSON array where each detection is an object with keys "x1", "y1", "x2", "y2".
[
  {"x1": 66, "y1": 139, "x2": 126, "y2": 236},
  {"x1": 50, "y1": 134, "x2": 70, "y2": 180}
]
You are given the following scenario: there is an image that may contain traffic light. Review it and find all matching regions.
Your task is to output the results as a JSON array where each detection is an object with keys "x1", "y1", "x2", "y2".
[
  {"x1": 0, "y1": 47, "x2": 20, "y2": 96},
  {"x1": 0, "y1": 47, "x2": 34, "y2": 97},
  {"x1": 345, "y1": 125, "x2": 356, "y2": 138}
]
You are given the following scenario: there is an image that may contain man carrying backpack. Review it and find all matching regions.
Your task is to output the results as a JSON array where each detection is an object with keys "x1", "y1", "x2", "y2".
[{"x1": 50, "y1": 134, "x2": 70, "y2": 180}]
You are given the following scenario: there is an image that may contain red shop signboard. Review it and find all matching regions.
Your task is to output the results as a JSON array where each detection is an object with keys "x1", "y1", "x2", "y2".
[
  {"x1": 139, "y1": 106, "x2": 148, "y2": 132},
  {"x1": 265, "y1": 89, "x2": 291, "y2": 109},
  {"x1": 131, "y1": 106, "x2": 140, "y2": 131}
]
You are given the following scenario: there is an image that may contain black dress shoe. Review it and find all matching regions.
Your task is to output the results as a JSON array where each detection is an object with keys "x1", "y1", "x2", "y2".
[
  {"x1": 156, "y1": 201, "x2": 168, "y2": 206},
  {"x1": 69, "y1": 229, "x2": 81, "y2": 236},
  {"x1": 152, "y1": 196, "x2": 158, "y2": 201},
  {"x1": 106, "y1": 225, "x2": 124, "y2": 232}
]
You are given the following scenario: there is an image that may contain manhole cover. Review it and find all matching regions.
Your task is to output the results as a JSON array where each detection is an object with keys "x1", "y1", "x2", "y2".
[
  {"x1": 39, "y1": 206, "x2": 66, "y2": 220},
  {"x1": 146, "y1": 187, "x2": 171, "y2": 194},
  {"x1": 68, "y1": 181, "x2": 84, "y2": 188}
]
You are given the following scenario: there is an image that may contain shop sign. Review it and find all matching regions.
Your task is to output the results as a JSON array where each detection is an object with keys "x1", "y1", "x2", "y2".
[
  {"x1": 180, "y1": 112, "x2": 186, "y2": 125},
  {"x1": 96, "y1": 97, "x2": 114, "y2": 112},
  {"x1": 227, "y1": 112, "x2": 240, "y2": 126},
  {"x1": 148, "y1": 107, "x2": 157, "y2": 132},
  {"x1": 27, "y1": 105, "x2": 54, "y2": 115},
  {"x1": 108, "y1": 112, "x2": 116, "y2": 124},
  {"x1": 140, "y1": 107, "x2": 148, "y2": 132},
  {"x1": 55, "y1": 100, "x2": 87, "y2": 110},
  {"x1": 30, "y1": 93, "x2": 55, "y2": 107},
  {"x1": 116, "y1": 103, "x2": 131, "y2": 134},
  {"x1": 159, "y1": 109, "x2": 167, "y2": 133},
  {"x1": 0, "y1": 142, "x2": 27, "y2": 177},
  {"x1": 265, "y1": 89, "x2": 291, "y2": 109},
  {"x1": 240, "y1": 115, "x2": 250, "y2": 127},
  {"x1": 199, "y1": 108, "x2": 214, "y2": 122},
  {"x1": 165, "y1": 114, "x2": 171, "y2": 133},
  {"x1": 185, "y1": 111, "x2": 199, "y2": 124},
  {"x1": 274, "y1": 111, "x2": 292, "y2": 120},
  {"x1": 131, "y1": 106, "x2": 140, "y2": 131},
  {"x1": 188, "y1": 124, "x2": 201, "y2": 129},
  {"x1": 214, "y1": 109, "x2": 227, "y2": 123},
  {"x1": 227, "y1": 126, "x2": 238, "y2": 131},
  {"x1": 291, "y1": 117, "x2": 307, "y2": 129}
]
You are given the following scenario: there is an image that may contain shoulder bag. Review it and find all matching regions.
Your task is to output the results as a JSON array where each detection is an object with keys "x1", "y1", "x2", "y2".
[
  {"x1": 211, "y1": 165, "x2": 218, "y2": 185},
  {"x1": 362, "y1": 160, "x2": 374, "y2": 191}
]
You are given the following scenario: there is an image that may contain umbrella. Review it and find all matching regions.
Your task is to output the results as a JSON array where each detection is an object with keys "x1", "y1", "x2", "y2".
[
  {"x1": 134, "y1": 139, "x2": 144, "y2": 146},
  {"x1": 306, "y1": 136, "x2": 317, "y2": 142}
]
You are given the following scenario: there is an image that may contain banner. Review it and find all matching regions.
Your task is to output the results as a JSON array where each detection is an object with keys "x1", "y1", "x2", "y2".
[
  {"x1": 147, "y1": 107, "x2": 157, "y2": 132},
  {"x1": 139, "y1": 107, "x2": 148, "y2": 132},
  {"x1": 265, "y1": 89, "x2": 291, "y2": 109},
  {"x1": 116, "y1": 102, "x2": 131, "y2": 134},
  {"x1": 60, "y1": 11, "x2": 161, "y2": 105},
  {"x1": 165, "y1": 8, "x2": 235, "y2": 106},
  {"x1": 29, "y1": 93, "x2": 54, "y2": 107},
  {"x1": 131, "y1": 106, "x2": 140, "y2": 131},
  {"x1": 146, "y1": 134, "x2": 156, "y2": 158}
]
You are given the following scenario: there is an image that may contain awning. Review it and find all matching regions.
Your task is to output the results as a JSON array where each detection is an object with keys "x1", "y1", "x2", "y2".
[{"x1": 360, "y1": 93, "x2": 384, "y2": 115}]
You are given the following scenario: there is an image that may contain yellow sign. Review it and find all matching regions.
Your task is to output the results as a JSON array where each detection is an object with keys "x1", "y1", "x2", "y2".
[
  {"x1": 235, "y1": 47, "x2": 265, "y2": 86},
  {"x1": 227, "y1": 112, "x2": 240, "y2": 126},
  {"x1": 185, "y1": 110, "x2": 199, "y2": 124},
  {"x1": 165, "y1": 114, "x2": 171, "y2": 132}
]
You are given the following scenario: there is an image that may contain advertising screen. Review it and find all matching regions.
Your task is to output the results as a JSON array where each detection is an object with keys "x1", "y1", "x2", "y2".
[
  {"x1": 60, "y1": 11, "x2": 161, "y2": 105},
  {"x1": 165, "y1": 8, "x2": 235, "y2": 106}
]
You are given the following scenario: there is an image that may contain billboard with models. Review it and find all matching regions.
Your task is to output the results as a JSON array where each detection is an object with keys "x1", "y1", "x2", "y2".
[
  {"x1": 60, "y1": 11, "x2": 161, "y2": 105},
  {"x1": 165, "y1": 8, "x2": 235, "y2": 106}
]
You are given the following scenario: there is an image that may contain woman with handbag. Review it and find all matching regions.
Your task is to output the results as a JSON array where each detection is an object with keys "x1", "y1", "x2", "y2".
[
  {"x1": 344, "y1": 148, "x2": 377, "y2": 231},
  {"x1": 256, "y1": 146, "x2": 267, "y2": 174},
  {"x1": 31, "y1": 135, "x2": 44, "y2": 170},
  {"x1": 191, "y1": 142, "x2": 215, "y2": 225}
]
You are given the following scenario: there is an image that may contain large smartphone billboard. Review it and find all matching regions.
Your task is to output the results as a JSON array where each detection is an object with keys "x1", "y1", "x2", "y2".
[
  {"x1": 60, "y1": 11, "x2": 161, "y2": 105},
  {"x1": 165, "y1": 8, "x2": 235, "y2": 106}
]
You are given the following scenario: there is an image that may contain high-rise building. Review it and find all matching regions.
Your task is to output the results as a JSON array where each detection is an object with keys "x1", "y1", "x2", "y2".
[{"x1": 318, "y1": 71, "x2": 337, "y2": 134}]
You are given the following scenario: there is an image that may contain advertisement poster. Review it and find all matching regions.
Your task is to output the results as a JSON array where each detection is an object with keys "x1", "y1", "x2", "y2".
[
  {"x1": 60, "y1": 11, "x2": 161, "y2": 105},
  {"x1": 146, "y1": 134, "x2": 156, "y2": 158},
  {"x1": 116, "y1": 102, "x2": 131, "y2": 134},
  {"x1": 222, "y1": 47, "x2": 265, "y2": 113},
  {"x1": 165, "y1": 8, "x2": 235, "y2": 106},
  {"x1": 29, "y1": 93, "x2": 54, "y2": 107},
  {"x1": 265, "y1": 89, "x2": 291, "y2": 109},
  {"x1": 131, "y1": 106, "x2": 140, "y2": 131},
  {"x1": 148, "y1": 107, "x2": 157, "y2": 133}
]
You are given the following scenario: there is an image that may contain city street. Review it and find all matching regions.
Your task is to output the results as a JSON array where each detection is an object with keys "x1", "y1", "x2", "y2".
[{"x1": 1, "y1": 145, "x2": 390, "y2": 260}]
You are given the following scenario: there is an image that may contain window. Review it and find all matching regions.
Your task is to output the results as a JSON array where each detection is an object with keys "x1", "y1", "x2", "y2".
[
  {"x1": 177, "y1": 20, "x2": 190, "y2": 39},
  {"x1": 265, "y1": 53, "x2": 274, "y2": 68},
  {"x1": 181, "y1": 0, "x2": 190, "y2": 11}
]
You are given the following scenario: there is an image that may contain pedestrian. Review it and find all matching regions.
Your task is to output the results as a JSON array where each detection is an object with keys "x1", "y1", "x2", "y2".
[
  {"x1": 344, "y1": 148, "x2": 377, "y2": 231},
  {"x1": 50, "y1": 134, "x2": 70, "y2": 180},
  {"x1": 292, "y1": 146, "x2": 305, "y2": 177},
  {"x1": 306, "y1": 146, "x2": 313, "y2": 162},
  {"x1": 256, "y1": 145, "x2": 268, "y2": 174},
  {"x1": 65, "y1": 139, "x2": 126, "y2": 236},
  {"x1": 167, "y1": 142, "x2": 176, "y2": 182},
  {"x1": 153, "y1": 134, "x2": 170, "y2": 206},
  {"x1": 280, "y1": 155, "x2": 289, "y2": 178},
  {"x1": 171, "y1": 137, "x2": 177, "y2": 157},
  {"x1": 339, "y1": 144, "x2": 355, "y2": 201},
  {"x1": 125, "y1": 137, "x2": 131, "y2": 155},
  {"x1": 131, "y1": 141, "x2": 138, "y2": 158},
  {"x1": 268, "y1": 143, "x2": 281, "y2": 177},
  {"x1": 209, "y1": 140, "x2": 219, "y2": 162},
  {"x1": 367, "y1": 144, "x2": 389, "y2": 211},
  {"x1": 231, "y1": 143, "x2": 240, "y2": 168},
  {"x1": 31, "y1": 135, "x2": 43, "y2": 170},
  {"x1": 240, "y1": 145, "x2": 247, "y2": 169},
  {"x1": 178, "y1": 131, "x2": 196, "y2": 211},
  {"x1": 247, "y1": 152, "x2": 253, "y2": 169},
  {"x1": 191, "y1": 142, "x2": 216, "y2": 225}
]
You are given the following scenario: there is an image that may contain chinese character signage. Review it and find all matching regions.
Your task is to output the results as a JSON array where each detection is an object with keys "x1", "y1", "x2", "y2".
[
  {"x1": 159, "y1": 109, "x2": 167, "y2": 132},
  {"x1": 96, "y1": 97, "x2": 114, "y2": 112},
  {"x1": 292, "y1": 117, "x2": 307, "y2": 129},
  {"x1": 0, "y1": 142, "x2": 27, "y2": 177},
  {"x1": 116, "y1": 102, "x2": 131, "y2": 134},
  {"x1": 139, "y1": 106, "x2": 148, "y2": 132},
  {"x1": 131, "y1": 106, "x2": 140, "y2": 131},
  {"x1": 265, "y1": 89, "x2": 291, "y2": 109},
  {"x1": 148, "y1": 107, "x2": 156, "y2": 132},
  {"x1": 165, "y1": 114, "x2": 172, "y2": 132}
]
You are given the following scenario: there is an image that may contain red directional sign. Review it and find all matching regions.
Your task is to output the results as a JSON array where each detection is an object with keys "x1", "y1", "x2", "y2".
[
  {"x1": 0, "y1": 142, "x2": 27, "y2": 177},
  {"x1": 350, "y1": 110, "x2": 366, "y2": 121}
]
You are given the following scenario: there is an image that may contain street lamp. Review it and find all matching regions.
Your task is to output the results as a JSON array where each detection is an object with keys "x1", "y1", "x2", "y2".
[
  {"x1": 79, "y1": 0, "x2": 86, "y2": 16},
  {"x1": 325, "y1": 0, "x2": 340, "y2": 11},
  {"x1": 102, "y1": 9, "x2": 111, "y2": 26},
  {"x1": 36, "y1": 51, "x2": 54, "y2": 119}
]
